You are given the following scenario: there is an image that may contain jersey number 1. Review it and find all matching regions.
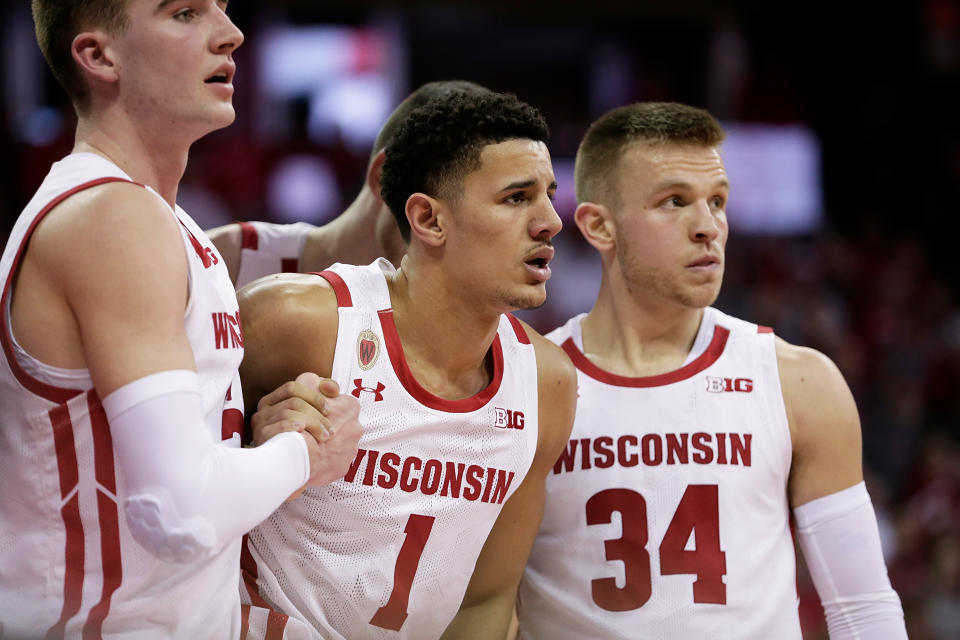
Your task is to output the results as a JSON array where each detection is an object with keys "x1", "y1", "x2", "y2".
[
  {"x1": 370, "y1": 514, "x2": 436, "y2": 631},
  {"x1": 586, "y1": 484, "x2": 726, "y2": 611}
]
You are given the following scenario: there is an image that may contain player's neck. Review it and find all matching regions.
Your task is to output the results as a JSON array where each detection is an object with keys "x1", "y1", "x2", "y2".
[
  {"x1": 386, "y1": 258, "x2": 502, "y2": 400},
  {"x1": 73, "y1": 110, "x2": 191, "y2": 208},
  {"x1": 581, "y1": 285, "x2": 705, "y2": 378}
]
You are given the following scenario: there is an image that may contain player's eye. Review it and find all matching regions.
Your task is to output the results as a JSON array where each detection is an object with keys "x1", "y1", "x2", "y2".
[{"x1": 174, "y1": 8, "x2": 198, "y2": 22}]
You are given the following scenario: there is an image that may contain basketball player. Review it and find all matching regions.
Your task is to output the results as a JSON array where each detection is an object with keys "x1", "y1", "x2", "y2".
[
  {"x1": 236, "y1": 89, "x2": 577, "y2": 639},
  {"x1": 0, "y1": 2, "x2": 361, "y2": 638},
  {"x1": 516, "y1": 102, "x2": 908, "y2": 638},
  {"x1": 206, "y1": 80, "x2": 487, "y2": 289}
]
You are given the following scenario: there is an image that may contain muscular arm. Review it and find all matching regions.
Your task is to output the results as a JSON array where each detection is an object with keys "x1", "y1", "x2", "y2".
[
  {"x1": 778, "y1": 339, "x2": 907, "y2": 638},
  {"x1": 441, "y1": 328, "x2": 577, "y2": 640},
  {"x1": 17, "y1": 183, "x2": 315, "y2": 562},
  {"x1": 238, "y1": 274, "x2": 363, "y2": 489},
  {"x1": 779, "y1": 338, "x2": 863, "y2": 508},
  {"x1": 26, "y1": 182, "x2": 202, "y2": 399},
  {"x1": 236, "y1": 273, "x2": 339, "y2": 414}
]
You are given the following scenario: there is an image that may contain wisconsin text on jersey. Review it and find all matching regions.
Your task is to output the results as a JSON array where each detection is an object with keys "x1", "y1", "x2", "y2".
[
  {"x1": 212, "y1": 311, "x2": 244, "y2": 349},
  {"x1": 554, "y1": 431, "x2": 753, "y2": 473},
  {"x1": 343, "y1": 448, "x2": 517, "y2": 504}
]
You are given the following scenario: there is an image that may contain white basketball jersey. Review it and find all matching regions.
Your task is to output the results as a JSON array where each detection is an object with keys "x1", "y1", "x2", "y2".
[
  {"x1": 517, "y1": 308, "x2": 799, "y2": 640},
  {"x1": 243, "y1": 259, "x2": 540, "y2": 640},
  {"x1": 235, "y1": 221, "x2": 313, "y2": 288},
  {"x1": 0, "y1": 153, "x2": 246, "y2": 638}
]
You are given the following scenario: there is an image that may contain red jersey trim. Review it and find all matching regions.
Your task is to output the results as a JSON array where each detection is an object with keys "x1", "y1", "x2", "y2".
[
  {"x1": 506, "y1": 314, "x2": 531, "y2": 345},
  {"x1": 377, "y1": 309, "x2": 504, "y2": 413},
  {"x1": 758, "y1": 325, "x2": 773, "y2": 334},
  {"x1": 561, "y1": 325, "x2": 731, "y2": 388},
  {"x1": 239, "y1": 221, "x2": 259, "y2": 250},
  {"x1": 315, "y1": 271, "x2": 353, "y2": 308},
  {"x1": 84, "y1": 390, "x2": 123, "y2": 638},
  {"x1": 46, "y1": 404, "x2": 85, "y2": 639},
  {"x1": 281, "y1": 258, "x2": 299, "y2": 273},
  {"x1": 0, "y1": 177, "x2": 133, "y2": 404},
  {"x1": 241, "y1": 535, "x2": 271, "y2": 610},
  {"x1": 240, "y1": 537, "x2": 289, "y2": 640}
]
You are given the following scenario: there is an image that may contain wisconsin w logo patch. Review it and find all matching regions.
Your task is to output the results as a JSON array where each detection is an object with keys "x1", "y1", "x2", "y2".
[{"x1": 357, "y1": 329, "x2": 380, "y2": 370}]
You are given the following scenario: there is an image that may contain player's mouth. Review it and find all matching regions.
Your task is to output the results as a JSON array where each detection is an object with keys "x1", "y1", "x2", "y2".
[
  {"x1": 524, "y1": 245, "x2": 555, "y2": 283},
  {"x1": 686, "y1": 254, "x2": 721, "y2": 273},
  {"x1": 204, "y1": 63, "x2": 235, "y2": 90}
]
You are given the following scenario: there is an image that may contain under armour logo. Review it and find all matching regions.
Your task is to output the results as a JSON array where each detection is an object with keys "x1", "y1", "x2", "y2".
[{"x1": 352, "y1": 378, "x2": 386, "y2": 402}]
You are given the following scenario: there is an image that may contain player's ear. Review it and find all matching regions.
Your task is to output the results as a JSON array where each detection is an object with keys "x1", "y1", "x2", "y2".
[
  {"x1": 72, "y1": 30, "x2": 119, "y2": 85},
  {"x1": 574, "y1": 202, "x2": 615, "y2": 252},
  {"x1": 406, "y1": 193, "x2": 444, "y2": 247},
  {"x1": 367, "y1": 149, "x2": 387, "y2": 202}
]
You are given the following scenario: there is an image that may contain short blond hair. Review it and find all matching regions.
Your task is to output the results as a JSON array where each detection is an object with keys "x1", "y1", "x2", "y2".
[
  {"x1": 32, "y1": 0, "x2": 131, "y2": 113},
  {"x1": 575, "y1": 102, "x2": 725, "y2": 208}
]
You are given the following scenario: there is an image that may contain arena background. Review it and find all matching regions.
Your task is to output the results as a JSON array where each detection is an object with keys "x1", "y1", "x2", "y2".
[{"x1": 2, "y1": 2, "x2": 959, "y2": 637}]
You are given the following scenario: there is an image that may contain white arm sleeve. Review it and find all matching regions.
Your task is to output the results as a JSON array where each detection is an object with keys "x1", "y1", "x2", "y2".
[
  {"x1": 794, "y1": 482, "x2": 908, "y2": 639},
  {"x1": 102, "y1": 370, "x2": 310, "y2": 564},
  {"x1": 236, "y1": 221, "x2": 314, "y2": 288}
]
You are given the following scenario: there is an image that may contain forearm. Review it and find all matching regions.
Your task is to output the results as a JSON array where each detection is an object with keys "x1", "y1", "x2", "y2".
[
  {"x1": 234, "y1": 221, "x2": 314, "y2": 288},
  {"x1": 795, "y1": 482, "x2": 907, "y2": 639},
  {"x1": 104, "y1": 370, "x2": 309, "y2": 563}
]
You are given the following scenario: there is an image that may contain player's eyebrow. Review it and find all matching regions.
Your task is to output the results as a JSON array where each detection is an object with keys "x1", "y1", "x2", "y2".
[
  {"x1": 652, "y1": 178, "x2": 730, "y2": 193},
  {"x1": 500, "y1": 179, "x2": 558, "y2": 192}
]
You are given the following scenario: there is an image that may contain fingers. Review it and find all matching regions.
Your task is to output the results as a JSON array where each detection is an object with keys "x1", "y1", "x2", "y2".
[
  {"x1": 252, "y1": 394, "x2": 331, "y2": 446},
  {"x1": 317, "y1": 377, "x2": 340, "y2": 398},
  {"x1": 251, "y1": 375, "x2": 362, "y2": 488},
  {"x1": 258, "y1": 374, "x2": 340, "y2": 421},
  {"x1": 303, "y1": 395, "x2": 363, "y2": 488}
]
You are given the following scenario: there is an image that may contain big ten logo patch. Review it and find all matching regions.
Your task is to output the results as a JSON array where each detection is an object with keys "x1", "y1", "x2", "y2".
[
  {"x1": 494, "y1": 408, "x2": 525, "y2": 430},
  {"x1": 705, "y1": 376, "x2": 754, "y2": 393},
  {"x1": 357, "y1": 329, "x2": 380, "y2": 370}
]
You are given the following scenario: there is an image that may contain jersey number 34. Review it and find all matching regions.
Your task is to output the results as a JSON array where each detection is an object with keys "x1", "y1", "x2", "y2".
[{"x1": 587, "y1": 484, "x2": 726, "y2": 611}]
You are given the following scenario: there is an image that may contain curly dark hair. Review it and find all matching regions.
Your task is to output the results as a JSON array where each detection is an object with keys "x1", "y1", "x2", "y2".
[{"x1": 380, "y1": 89, "x2": 549, "y2": 242}]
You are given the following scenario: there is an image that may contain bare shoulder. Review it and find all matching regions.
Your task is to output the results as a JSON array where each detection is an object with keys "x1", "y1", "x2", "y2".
[
  {"x1": 33, "y1": 180, "x2": 183, "y2": 270},
  {"x1": 18, "y1": 181, "x2": 196, "y2": 392},
  {"x1": 29, "y1": 180, "x2": 190, "y2": 314},
  {"x1": 237, "y1": 272, "x2": 337, "y2": 320},
  {"x1": 774, "y1": 336, "x2": 851, "y2": 417},
  {"x1": 774, "y1": 336, "x2": 864, "y2": 507},
  {"x1": 237, "y1": 273, "x2": 341, "y2": 410}
]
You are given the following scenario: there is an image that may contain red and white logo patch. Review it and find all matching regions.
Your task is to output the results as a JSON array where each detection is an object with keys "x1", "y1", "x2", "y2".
[{"x1": 357, "y1": 329, "x2": 380, "y2": 371}]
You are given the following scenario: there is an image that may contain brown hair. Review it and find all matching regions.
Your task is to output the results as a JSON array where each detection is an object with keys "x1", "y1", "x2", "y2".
[
  {"x1": 31, "y1": 0, "x2": 130, "y2": 113},
  {"x1": 370, "y1": 80, "x2": 488, "y2": 164},
  {"x1": 574, "y1": 102, "x2": 725, "y2": 207}
]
